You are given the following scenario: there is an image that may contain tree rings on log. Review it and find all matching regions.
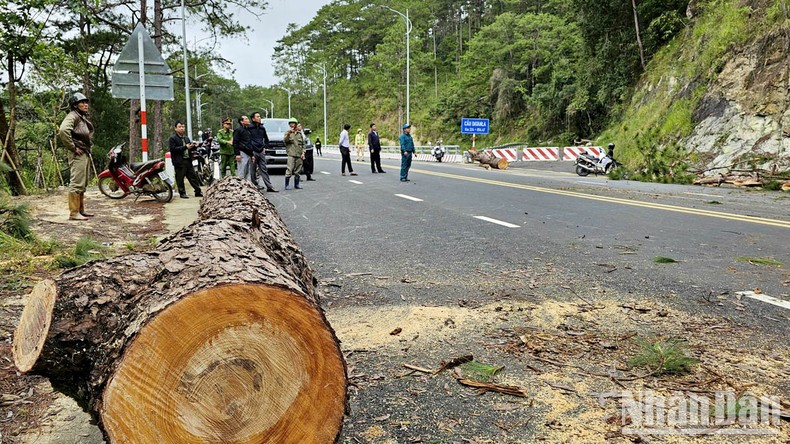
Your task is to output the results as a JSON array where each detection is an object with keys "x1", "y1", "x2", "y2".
[
  {"x1": 12, "y1": 279, "x2": 56, "y2": 373},
  {"x1": 102, "y1": 283, "x2": 345, "y2": 443}
]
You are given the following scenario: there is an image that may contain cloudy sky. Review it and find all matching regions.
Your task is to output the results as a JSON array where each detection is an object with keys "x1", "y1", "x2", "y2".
[{"x1": 205, "y1": 0, "x2": 330, "y2": 87}]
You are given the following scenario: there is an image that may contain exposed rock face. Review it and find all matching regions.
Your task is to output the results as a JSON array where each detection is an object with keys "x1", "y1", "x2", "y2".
[{"x1": 685, "y1": 29, "x2": 790, "y2": 174}]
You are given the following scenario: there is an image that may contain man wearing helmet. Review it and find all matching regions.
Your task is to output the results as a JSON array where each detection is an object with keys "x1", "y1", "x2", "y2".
[
  {"x1": 283, "y1": 118, "x2": 305, "y2": 190},
  {"x1": 58, "y1": 93, "x2": 95, "y2": 220}
]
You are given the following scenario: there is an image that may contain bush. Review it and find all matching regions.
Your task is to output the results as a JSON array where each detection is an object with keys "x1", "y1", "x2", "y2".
[{"x1": 0, "y1": 196, "x2": 33, "y2": 241}]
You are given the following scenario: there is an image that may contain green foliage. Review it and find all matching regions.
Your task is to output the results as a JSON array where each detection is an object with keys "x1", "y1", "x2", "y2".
[
  {"x1": 737, "y1": 257, "x2": 783, "y2": 267},
  {"x1": 459, "y1": 361, "x2": 504, "y2": 382},
  {"x1": 653, "y1": 256, "x2": 678, "y2": 264},
  {"x1": 630, "y1": 338, "x2": 697, "y2": 375},
  {"x1": 0, "y1": 195, "x2": 33, "y2": 240},
  {"x1": 53, "y1": 237, "x2": 104, "y2": 269}
]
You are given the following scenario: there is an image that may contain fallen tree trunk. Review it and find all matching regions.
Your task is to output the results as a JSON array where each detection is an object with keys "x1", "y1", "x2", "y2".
[
  {"x1": 13, "y1": 176, "x2": 347, "y2": 443},
  {"x1": 467, "y1": 149, "x2": 509, "y2": 170}
]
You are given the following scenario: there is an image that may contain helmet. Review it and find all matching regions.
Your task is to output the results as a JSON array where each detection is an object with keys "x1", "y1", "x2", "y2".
[
  {"x1": 402, "y1": 123, "x2": 411, "y2": 130},
  {"x1": 608, "y1": 143, "x2": 615, "y2": 148},
  {"x1": 68, "y1": 93, "x2": 88, "y2": 109},
  {"x1": 205, "y1": 128, "x2": 212, "y2": 133},
  {"x1": 288, "y1": 118, "x2": 298, "y2": 124}
]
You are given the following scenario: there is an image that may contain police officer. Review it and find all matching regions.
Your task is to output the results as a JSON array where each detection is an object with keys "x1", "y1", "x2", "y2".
[
  {"x1": 284, "y1": 118, "x2": 305, "y2": 189},
  {"x1": 216, "y1": 118, "x2": 235, "y2": 177},
  {"x1": 399, "y1": 123, "x2": 415, "y2": 182}
]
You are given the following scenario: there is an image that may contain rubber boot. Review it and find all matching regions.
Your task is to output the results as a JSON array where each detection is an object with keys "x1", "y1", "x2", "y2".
[
  {"x1": 68, "y1": 193, "x2": 88, "y2": 221},
  {"x1": 285, "y1": 176, "x2": 292, "y2": 190},
  {"x1": 79, "y1": 193, "x2": 94, "y2": 217},
  {"x1": 294, "y1": 175, "x2": 302, "y2": 189}
]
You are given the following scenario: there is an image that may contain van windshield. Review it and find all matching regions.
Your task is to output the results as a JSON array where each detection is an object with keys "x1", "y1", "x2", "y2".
[{"x1": 263, "y1": 120, "x2": 291, "y2": 133}]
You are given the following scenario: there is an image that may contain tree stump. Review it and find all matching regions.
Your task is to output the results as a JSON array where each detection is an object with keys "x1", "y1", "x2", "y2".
[{"x1": 13, "y1": 177, "x2": 347, "y2": 443}]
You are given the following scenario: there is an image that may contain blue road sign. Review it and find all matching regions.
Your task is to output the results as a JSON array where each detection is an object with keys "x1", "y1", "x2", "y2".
[{"x1": 461, "y1": 118, "x2": 490, "y2": 135}]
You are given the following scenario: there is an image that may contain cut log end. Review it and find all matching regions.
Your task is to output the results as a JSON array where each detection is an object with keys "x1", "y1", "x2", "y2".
[
  {"x1": 13, "y1": 279, "x2": 57, "y2": 373},
  {"x1": 101, "y1": 283, "x2": 346, "y2": 444}
]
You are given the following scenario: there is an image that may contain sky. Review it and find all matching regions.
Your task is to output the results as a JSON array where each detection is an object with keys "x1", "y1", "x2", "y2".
[{"x1": 204, "y1": 0, "x2": 331, "y2": 87}]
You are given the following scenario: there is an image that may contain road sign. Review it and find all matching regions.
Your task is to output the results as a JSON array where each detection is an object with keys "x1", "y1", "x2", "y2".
[
  {"x1": 112, "y1": 24, "x2": 174, "y2": 162},
  {"x1": 111, "y1": 24, "x2": 174, "y2": 101},
  {"x1": 461, "y1": 118, "x2": 490, "y2": 135}
]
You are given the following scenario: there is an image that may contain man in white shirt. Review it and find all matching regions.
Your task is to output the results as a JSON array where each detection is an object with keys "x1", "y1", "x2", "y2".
[{"x1": 338, "y1": 124, "x2": 357, "y2": 176}]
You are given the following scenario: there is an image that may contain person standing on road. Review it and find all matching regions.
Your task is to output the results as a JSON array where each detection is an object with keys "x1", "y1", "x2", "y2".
[
  {"x1": 234, "y1": 115, "x2": 253, "y2": 181},
  {"x1": 399, "y1": 123, "x2": 415, "y2": 182},
  {"x1": 284, "y1": 118, "x2": 305, "y2": 190},
  {"x1": 368, "y1": 123, "x2": 385, "y2": 174},
  {"x1": 338, "y1": 124, "x2": 357, "y2": 176},
  {"x1": 59, "y1": 92, "x2": 95, "y2": 220},
  {"x1": 216, "y1": 117, "x2": 235, "y2": 177},
  {"x1": 299, "y1": 124, "x2": 316, "y2": 181},
  {"x1": 314, "y1": 137, "x2": 322, "y2": 156},
  {"x1": 354, "y1": 128, "x2": 366, "y2": 161},
  {"x1": 247, "y1": 112, "x2": 277, "y2": 192},
  {"x1": 169, "y1": 121, "x2": 203, "y2": 198}
]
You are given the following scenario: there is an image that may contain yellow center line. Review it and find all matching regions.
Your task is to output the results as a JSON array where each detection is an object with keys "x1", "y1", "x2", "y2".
[{"x1": 411, "y1": 168, "x2": 790, "y2": 229}]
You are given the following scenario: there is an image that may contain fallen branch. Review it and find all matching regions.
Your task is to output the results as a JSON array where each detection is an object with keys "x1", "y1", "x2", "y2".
[{"x1": 454, "y1": 378, "x2": 528, "y2": 397}]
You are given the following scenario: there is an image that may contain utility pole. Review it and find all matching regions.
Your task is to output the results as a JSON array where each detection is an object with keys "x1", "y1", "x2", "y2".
[
  {"x1": 180, "y1": 0, "x2": 192, "y2": 138},
  {"x1": 381, "y1": 6, "x2": 412, "y2": 125}
]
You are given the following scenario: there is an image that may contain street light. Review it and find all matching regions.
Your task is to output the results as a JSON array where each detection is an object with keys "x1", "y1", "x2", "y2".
[
  {"x1": 277, "y1": 85, "x2": 292, "y2": 118},
  {"x1": 181, "y1": 0, "x2": 192, "y2": 139},
  {"x1": 261, "y1": 98, "x2": 274, "y2": 119},
  {"x1": 318, "y1": 64, "x2": 327, "y2": 146},
  {"x1": 381, "y1": 5, "x2": 412, "y2": 126}
]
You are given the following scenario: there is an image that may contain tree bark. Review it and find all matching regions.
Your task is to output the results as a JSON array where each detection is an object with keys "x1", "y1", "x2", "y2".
[
  {"x1": 467, "y1": 149, "x2": 509, "y2": 170},
  {"x1": 152, "y1": 0, "x2": 164, "y2": 160},
  {"x1": 2, "y1": 54, "x2": 28, "y2": 195},
  {"x1": 14, "y1": 177, "x2": 347, "y2": 443},
  {"x1": 632, "y1": 0, "x2": 646, "y2": 71}
]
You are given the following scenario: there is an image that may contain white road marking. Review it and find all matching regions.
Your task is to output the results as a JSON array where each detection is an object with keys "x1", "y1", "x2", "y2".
[
  {"x1": 683, "y1": 192, "x2": 721, "y2": 198},
  {"x1": 474, "y1": 216, "x2": 520, "y2": 228},
  {"x1": 578, "y1": 181, "x2": 602, "y2": 185},
  {"x1": 395, "y1": 194, "x2": 423, "y2": 202},
  {"x1": 320, "y1": 171, "x2": 331, "y2": 175},
  {"x1": 349, "y1": 180, "x2": 364, "y2": 185},
  {"x1": 737, "y1": 291, "x2": 790, "y2": 310}
]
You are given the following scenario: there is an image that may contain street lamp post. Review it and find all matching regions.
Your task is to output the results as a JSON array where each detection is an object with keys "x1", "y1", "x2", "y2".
[
  {"x1": 319, "y1": 64, "x2": 327, "y2": 146},
  {"x1": 382, "y1": 6, "x2": 412, "y2": 126},
  {"x1": 262, "y1": 99, "x2": 274, "y2": 119},
  {"x1": 277, "y1": 86, "x2": 292, "y2": 118},
  {"x1": 181, "y1": 0, "x2": 192, "y2": 139}
]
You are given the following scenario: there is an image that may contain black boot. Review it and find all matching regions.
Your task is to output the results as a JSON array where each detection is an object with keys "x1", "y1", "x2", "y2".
[
  {"x1": 285, "y1": 177, "x2": 292, "y2": 190},
  {"x1": 294, "y1": 176, "x2": 303, "y2": 189},
  {"x1": 306, "y1": 174, "x2": 316, "y2": 181}
]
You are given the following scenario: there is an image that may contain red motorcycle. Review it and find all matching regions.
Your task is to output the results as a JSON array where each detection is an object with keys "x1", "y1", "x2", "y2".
[{"x1": 98, "y1": 143, "x2": 174, "y2": 202}]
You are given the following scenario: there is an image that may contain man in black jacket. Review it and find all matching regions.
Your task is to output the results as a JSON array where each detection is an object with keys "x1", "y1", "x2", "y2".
[
  {"x1": 169, "y1": 121, "x2": 202, "y2": 198},
  {"x1": 247, "y1": 112, "x2": 277, "y2": 192},
  {"x1": 234, "y1": 115, "x2": 253, "y2": 180},
  {"x1": 368, "y1": 123, "x2": 385, "y2": 173}
]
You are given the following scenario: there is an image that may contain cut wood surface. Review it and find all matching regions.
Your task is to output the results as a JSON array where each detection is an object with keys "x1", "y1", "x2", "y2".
[{"x1": 13, "y1": 176, "x2": 347, "y2": 443}]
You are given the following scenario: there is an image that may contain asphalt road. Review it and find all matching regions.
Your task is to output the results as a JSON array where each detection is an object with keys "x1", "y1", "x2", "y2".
[{"x1": 270, "y1": 155, "x2": 789, "y2": 331}]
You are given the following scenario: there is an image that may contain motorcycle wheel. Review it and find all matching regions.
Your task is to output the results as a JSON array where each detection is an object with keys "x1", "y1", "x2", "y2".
[
  {"x1": 98, "y1": 176, "x2": 128, "y2": 199},
  {"x1": 199, "y1": 162, "x2": 214, "y2": 186},
  {"x1": 575, "y1": 165, "x2": 590, "y2": 177},
  {"x1": 147, "y1": 176, "x2": 173, "y2": 203}
]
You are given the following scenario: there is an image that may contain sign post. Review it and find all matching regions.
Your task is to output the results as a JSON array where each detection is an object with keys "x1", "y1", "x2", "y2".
[
  {"x1": 112, "y1": 23, "x2": 174, "y2": 162},
  {"x1": 461, "y1": 118, "x2": 489, "y2": 150}
]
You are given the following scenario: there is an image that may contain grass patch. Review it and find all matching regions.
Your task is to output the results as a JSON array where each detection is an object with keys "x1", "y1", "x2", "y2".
[
  {"x1": 459, "y1": 361, "x2": 504, "y2": 382},
  {"x1": 653, "y1": 256, "x2": 678, "y2": 264},
  {"x1": 737, "y1": 257, "x2": 783, "y2": 267},
  {"x1": 53, "y1": 237, "x2": 105, "y2": 269},
  {"x1": 630, "y1": 338, "x2": 697, "y2": 375}
]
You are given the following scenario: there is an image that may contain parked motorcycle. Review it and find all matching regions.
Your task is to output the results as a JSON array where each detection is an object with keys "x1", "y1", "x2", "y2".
[
  {"x1": 192, "y1": 137, "x2": 220, "y2": 186},
  {"x1": 98, "y1": 143, "x2": 174, "y2": 202},
  {"x1": 575, "y1": 143, "x2": 619, "y2": 176},
  {"x1": 432, "y1": 143, "x2": 446, "y2": 162}
]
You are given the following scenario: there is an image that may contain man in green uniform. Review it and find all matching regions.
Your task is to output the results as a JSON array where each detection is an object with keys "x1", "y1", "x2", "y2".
[
  {"x1": 399, "y1": 123, "x2": 415, "y2": 182},
  {"x1": 216, "y1": 117, "x2": 235, "y2": 177},
  {"x1": 283, "y1": 117, "x2": 305, "y2": 190}
]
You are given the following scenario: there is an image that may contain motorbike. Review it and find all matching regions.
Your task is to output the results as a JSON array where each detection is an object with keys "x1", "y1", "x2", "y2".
[
  {"x1": 98, "y1": 143, "x2": 174, "y2": 202},
  {"x1": 574, "y1": 144, "x2": 619, "y2": 176},
  {"x1": 432, "y1": 144, "x2": 446, "y2": 162},
  {"x1": 191, "y1": 137, "x2": 220, "y2": 186}
]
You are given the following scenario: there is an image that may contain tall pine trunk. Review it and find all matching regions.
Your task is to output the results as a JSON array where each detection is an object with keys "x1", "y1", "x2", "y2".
[
  {"x1": 152, "y1": 0, "x2": 164, "y2": 159},
  {"x1": 2, "y1": 55, "x2": 28, "y2": 195}
]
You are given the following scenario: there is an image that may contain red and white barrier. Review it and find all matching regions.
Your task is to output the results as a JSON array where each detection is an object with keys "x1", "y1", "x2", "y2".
[
  {"x1": 490, "y1": 148, "x2": 520, "y2": 162},
  {"x1": 563, "y1": 146, "x2": 602, "y2": 161},
  {"x1": 522, "y1": 147, "x2": 559, "y2": 161},
  {"x1": 164, "y1": 151, "x2": 175, "y2": 179}
]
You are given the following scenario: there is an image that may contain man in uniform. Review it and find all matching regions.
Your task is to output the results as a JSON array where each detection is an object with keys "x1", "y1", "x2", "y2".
[
  {"x1": 284, "y1": 118, "x2": 305, "y2": 190},
  {"x1": 399, "y1": 123, "x2": 415, "y2": 182},
  {"x1": 169, "y1": 121, "x2": 202, "y2": 198},
  {"x1": 216, "y1": 118, "x2": 235, "y2": 177},
  {"x1": 354, "y1": 128, "x2": 366, "y2": 161}
]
